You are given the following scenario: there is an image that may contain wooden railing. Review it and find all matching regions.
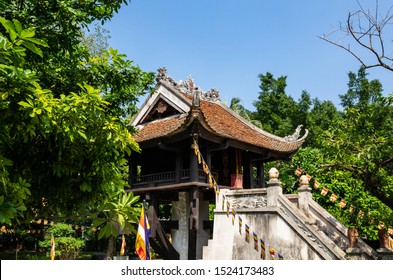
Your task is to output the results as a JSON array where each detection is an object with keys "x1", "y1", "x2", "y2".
[
  {"x1": 135, "y1": 171, "x2": 176, "y2": 184},
  {"x1": 133, "y1": 169, "x2": 207, "y2": 187}
]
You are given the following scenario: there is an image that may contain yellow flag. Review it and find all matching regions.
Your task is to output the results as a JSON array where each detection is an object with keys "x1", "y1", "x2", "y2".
[
  {"x1": 120, "y1": 234, "x2": 126, "y2": 256},
  {"x1": 50, "y1": 235, "x2": 55, "y2": 260}
]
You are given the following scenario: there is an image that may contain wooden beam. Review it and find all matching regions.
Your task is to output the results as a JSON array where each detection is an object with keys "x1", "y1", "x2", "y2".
[
  {"x1": 129, "y1": 181, "x2": 212, "y2": 194},
  {"x1": 146, "y1": 193, "x2": 158, "y2": 238}
]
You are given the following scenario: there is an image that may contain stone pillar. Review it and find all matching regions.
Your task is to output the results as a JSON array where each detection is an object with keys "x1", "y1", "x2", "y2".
[
  {"x1": 267, "y1": 168, "x2": 282, "y2": 207},
  {"x1": 345, "y1": 248, "x2": 368, "y2": 260},
  {"x1": 377, "y1": 249, "x2": 393, "y2": 260},
  {"x1": 377, "y1": 229, "x2": 393, "y2": 260},
  {"x1": 347, "y1": 228, "x2": 359, "y2": 248},
  {"x1": 172, "y1": 192, "x2": 189, "y2": 260},
  {"x1": 298, "y1": 175, "x2": 311, "y2": 217}
]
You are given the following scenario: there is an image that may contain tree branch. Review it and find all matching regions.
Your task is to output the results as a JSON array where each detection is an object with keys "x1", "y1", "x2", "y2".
[
  {"x1": 320, "y1": 162, "x2": 357, "y2": 173},
  {"x1": 319, "y1": 1, "x2": 393, "y2": 72},
  {"x1": 381, "y1": 156, "x2": 393, "y2": 167}
]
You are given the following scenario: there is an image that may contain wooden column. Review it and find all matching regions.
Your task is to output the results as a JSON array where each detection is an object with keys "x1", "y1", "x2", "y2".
[
  {"x1": 175, "y1": 151, "x2": 182, "y2": 183},
  {"x1": 190, "y1": 144, "x2": 198, "y2": 182},
  {"x1": 257, "y1": 161, "x2": 265, "y2": 188},
  {"x1": 146, "y1": 192, "x2": 159, "y2": 238},
  {"x1": 243, "y1": 153, "x2": 253, "y2": 189},
  {"x1": 206, "y1": 151, "x2": 212, "y2": 184},
  {"x1": 128, "y1": 154, "x2": 137, "y2": 187}
]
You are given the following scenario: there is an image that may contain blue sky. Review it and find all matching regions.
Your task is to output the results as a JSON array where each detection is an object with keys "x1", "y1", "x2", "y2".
[{"x1": 103, "y1": 0, "x2": 393, "y2": 110}]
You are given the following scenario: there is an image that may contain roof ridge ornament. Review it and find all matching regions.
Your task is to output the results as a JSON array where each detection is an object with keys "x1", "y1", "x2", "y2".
[
  {"x1": 156, "y1": 67, "x2": 220, "y2": 102},
  {"x1": 284, "y1": 125, "x2": 307, "y2": 142},
  {"x1": 156, "y1": 67, "x2": 177, "y2": 86}
]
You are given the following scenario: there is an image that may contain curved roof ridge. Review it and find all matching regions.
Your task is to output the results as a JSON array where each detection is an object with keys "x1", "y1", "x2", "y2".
[{"x1": 209, "y1": 99, "x2": 308, "y2": 144}]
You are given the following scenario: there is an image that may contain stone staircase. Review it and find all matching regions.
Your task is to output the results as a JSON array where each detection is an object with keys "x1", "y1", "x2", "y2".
[{"x1": 202, "y1": 168, "x2": 379, "y2": 260}]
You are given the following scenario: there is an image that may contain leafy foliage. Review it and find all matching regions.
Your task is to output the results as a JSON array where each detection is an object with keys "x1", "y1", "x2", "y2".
[
  {"x1": 91, "y1": 191, "x2": 141, "y2": 240},
  {"x1": 232, "y1": 67, "x2": 393, "y2": 241},
  {"x1": 39, "y1": 223, "x2": 85, "y2": 260},
  {"x1": 252, "y1": 72, "x2": 311, "y2": 138},
  {"x1": 0, "y1": 1, "x2": 154, "y2": 225}
]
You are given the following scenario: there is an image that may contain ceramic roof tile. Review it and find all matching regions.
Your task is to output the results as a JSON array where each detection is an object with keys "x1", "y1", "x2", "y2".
[
  {"x1": 133, "y1": 115, "x2": 186, "y2": 143},
  {"x1": 132, "y1": 72, "x2": 306, "y2": 152},
  {"x1": 200, "y1": 101, "x2": 304, "y2": 153},
  {"x1": 134, "y1": 98, "x2": 305, "y2": 153}
]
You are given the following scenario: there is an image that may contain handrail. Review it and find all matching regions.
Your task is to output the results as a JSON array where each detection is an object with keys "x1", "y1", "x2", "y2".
[{"x1": 133, "y1": 169, "x2": 207, "y2": 186}]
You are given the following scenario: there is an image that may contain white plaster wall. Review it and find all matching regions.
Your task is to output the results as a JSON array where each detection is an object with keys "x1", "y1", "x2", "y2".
[
  {"x1": 203, "y1": 211, "x2": 235, "y2": 259},
  {"x1": 196, "y1": 199, "x2": 210, "y2": 259}
]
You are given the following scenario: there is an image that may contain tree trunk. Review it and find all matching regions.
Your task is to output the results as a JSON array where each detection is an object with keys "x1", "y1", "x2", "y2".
[{"x1": 107, "y1": 235, "x2": 116, "y2": 260}]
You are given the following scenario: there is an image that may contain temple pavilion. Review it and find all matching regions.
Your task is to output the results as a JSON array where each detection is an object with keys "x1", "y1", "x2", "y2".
[{"x1": 128, "y1": 67, "x2": 307, "y2": 260}]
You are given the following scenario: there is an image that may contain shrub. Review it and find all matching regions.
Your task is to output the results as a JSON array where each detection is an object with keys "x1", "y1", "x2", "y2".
[{"x1": 39, "y1": 223, "x2": 85, "y2": 260}]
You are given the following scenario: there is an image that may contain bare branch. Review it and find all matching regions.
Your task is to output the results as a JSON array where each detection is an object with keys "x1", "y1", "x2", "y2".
[
  {"x1": 317, "y1": 34, "x2": 368, "y2": 68},
  {"x1": 319, "y1": 0, "x2": 393, "y2": 72}
]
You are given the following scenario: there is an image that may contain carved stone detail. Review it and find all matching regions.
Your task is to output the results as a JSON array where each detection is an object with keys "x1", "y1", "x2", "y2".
[
  {"x1": 156, "y1": 67, "x2": 177, "y2": 86},
  {"x1": 203, "y1": 88, "x2": 220, "y2": 102},
  {"x1": 156, "y1": 67, "x2": 220, "y2": 102},
  {"x1": 226, "y1": 194, "x2": 267, "y2": 209},
  {"x1": 348, "y1": 228, "x2": 359, "y2": 248},
  {"x1": 284, "y1": 125, "x2": 304, "y2": 142}
]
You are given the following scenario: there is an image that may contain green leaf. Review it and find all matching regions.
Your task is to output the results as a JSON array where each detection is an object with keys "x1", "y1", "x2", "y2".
[
  {"x1": 77, "y1": 130, "x2": 88, "y2": 140},
  {"x1": 91, "y1": 219, "x2": 106, "y2": 229},
  {"x1": 16, "y1": 205, "x2": 27, "y2": 211},
  {"x1": 98, "y1": 226, "x2": 108, "y2": 239},
  {"x1": 13, "y1": 19, "x2": 23, "y2": 34},
  {"x1": 0, "y1": 18, "x2": 17, "y2": 42},
  {"x1": 18, "y1": 101, "x2": 32, "y2": 108},
  {"x1": 0, "y1": 35, "x2": 7, "y2": 48},
  {"x1": 80, "y1": 181, "x2": 92, "y2": 192},
  {"x1": 23, "y1": 37, "x2": 48, "y2": 47},
  {"x1": 22, "y1": 41, "x2": 43, "y2": 57},
  {"x1": 20, "y1": 27, "x2": 35, "y2": 39}
]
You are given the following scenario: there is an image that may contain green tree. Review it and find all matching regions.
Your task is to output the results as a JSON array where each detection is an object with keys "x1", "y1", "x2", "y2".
[
  {"x1": 277, "y1": 145, "x2": 392, "y2": 240},
  {"x1": 39, "y1": 223, "x2": 85, "y2": 260},
  {"x1": 81, "y1": 23, "x2": 111, "y2": 57},
  {"x1": 91, "y1": 191, "x2": 140, "y2": 259},
  {"x1": 252, "y1": 72, "x2": 304, "y2": 136},
  {"x1": 259, "y1": 68, "x2": 392, "y2": 241},
  {"x1": 306, "y1": 98, "x2": 340, "y2": 148},
  {"x1": 229, "y1": 97, "x2": 262, "y2": 128},
  {"x1": 321, "y1": 68, "x2": 393, "y2": 208},
  {"x1": 0, "y1": 1, "x2": 154, "y2": 225}
]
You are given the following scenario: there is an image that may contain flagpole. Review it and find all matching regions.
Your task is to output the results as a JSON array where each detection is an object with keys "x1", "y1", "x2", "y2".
[{"x1": 143, "y1": 200, "x2": 151, "y2": 260}]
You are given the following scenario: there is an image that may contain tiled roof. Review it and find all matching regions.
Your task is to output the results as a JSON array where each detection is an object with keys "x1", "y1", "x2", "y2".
[
  {"x1": 132, "y1": 73, "x2": 307, "y2": 153},
  {"x1": 133, "y1": 114, "x2": 187, "y2": 143},
  {"x1": 200, "y1": 101, "x2": 305, "y2": 153}
]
